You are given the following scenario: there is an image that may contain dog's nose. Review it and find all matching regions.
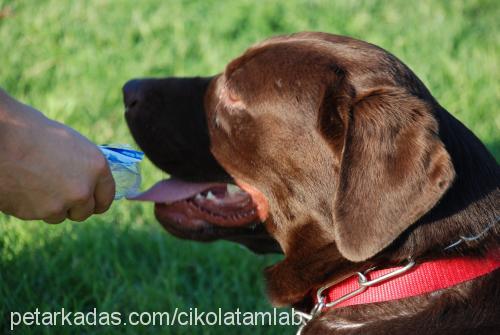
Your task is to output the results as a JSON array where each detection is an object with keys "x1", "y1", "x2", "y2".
[{"x1": 122, "y1": 79, "x2": 142, "y2": 109}]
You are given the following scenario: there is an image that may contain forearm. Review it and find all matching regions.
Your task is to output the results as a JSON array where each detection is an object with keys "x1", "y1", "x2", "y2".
[
  {"x1": 0, "y1": 88, "x2": 13, "y2": 150},
  {"x1": 0, "y1": 88, "x2": 26, "y2": 154},
  {"x1": 0, "y1": 89, "x2": 36, "y2": 157},
  {"x1": 0, "y1": 88, "x2": 26, "y2": 128},
  {"x1": 0, "y1": 88, "x2": 28, "y2": 121},
  {"x1": 0, "y1": 88, "x2": 10, "y2": 123}
]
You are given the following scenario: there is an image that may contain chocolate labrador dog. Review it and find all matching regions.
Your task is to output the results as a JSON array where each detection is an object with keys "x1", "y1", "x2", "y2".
[{"x1": 124, "y1": 32, "x2": 499, "y2": 334}]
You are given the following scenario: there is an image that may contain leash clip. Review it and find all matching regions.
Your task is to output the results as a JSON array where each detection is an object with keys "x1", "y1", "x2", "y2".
[{"x1": 295, "y1": 297, "x2": 326, "y2": 335}]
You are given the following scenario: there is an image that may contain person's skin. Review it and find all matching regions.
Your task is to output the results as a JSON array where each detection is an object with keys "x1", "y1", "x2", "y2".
[{"x1": 0, "y1": 89, "x2": 115, "y2": 223}]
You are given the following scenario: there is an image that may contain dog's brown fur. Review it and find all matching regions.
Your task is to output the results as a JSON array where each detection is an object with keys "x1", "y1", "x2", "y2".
[{"x1": 125, "y1": 32, "x2": 500, "y2": 334}]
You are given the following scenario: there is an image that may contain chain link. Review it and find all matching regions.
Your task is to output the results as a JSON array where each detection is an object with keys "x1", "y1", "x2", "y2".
[{"x1": 296, "y1": 258, "x2": 415, "y2": 335}]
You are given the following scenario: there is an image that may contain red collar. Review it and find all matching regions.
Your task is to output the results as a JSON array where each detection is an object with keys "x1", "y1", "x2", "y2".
[{"x1": 315, "y1": 250, "x2": 500, "y2": 310}]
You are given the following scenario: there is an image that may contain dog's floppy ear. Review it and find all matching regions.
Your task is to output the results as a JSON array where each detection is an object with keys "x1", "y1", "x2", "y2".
[{"x1": 327, "y1": 87, "x2": 455, "y2": 262}]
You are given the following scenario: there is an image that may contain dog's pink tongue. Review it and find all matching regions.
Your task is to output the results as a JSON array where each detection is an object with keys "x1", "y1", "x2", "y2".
[{"x1": 127, "y1": 178, "x2": 221, "y2": 204}]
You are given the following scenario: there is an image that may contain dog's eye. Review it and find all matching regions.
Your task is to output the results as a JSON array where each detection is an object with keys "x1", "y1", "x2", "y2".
[
  {"x1": 219, "y1": 80, "x2": 245, "y2": 111},
  {"x1": 222, "y1": 88, "x2": 245, "y2": 111},
  {"x1": 227, "y1": 90, "x2": 241, "y2": 104}
]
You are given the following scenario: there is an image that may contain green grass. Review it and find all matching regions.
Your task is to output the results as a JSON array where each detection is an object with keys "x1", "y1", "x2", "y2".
[{"x1": 0, "y1": 0, "x2": 498, "y2": 334}]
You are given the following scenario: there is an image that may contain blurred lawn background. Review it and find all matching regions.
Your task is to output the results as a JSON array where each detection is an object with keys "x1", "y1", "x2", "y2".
[{"x1": 0, "y1": 0, "x2": 498, "y2": 334}]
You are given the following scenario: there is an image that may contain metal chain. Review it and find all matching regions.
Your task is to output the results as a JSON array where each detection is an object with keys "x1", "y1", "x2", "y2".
[{"x1": 444, "y1": 216, "x2": 500, "y2": 250}]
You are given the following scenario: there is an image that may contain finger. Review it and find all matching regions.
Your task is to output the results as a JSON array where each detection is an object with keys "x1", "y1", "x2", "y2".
[
  {"x1": 68, "y1": 197, "x2": 95, "y2": 222},
  {"x1": 43, "y1": 211, "x2": 67, "y2": 224},
  {"x1": 93, "y1": 172, "x2": 115, "y2": 214}
]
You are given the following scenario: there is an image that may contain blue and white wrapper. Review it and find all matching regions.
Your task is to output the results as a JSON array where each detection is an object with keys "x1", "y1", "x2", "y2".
[{"x1": 99, "y1": 144, "x2": 144, "y2": 200}]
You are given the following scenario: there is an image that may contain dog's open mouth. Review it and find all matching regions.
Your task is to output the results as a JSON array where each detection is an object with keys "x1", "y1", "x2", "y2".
[{"x1": 128, "y1": 178, "x2": 266, "y2": 228}]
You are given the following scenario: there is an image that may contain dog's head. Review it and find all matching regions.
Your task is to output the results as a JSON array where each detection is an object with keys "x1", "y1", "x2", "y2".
[{"x1": 124, "y1": 33, "x2": 455, "y2": 265}]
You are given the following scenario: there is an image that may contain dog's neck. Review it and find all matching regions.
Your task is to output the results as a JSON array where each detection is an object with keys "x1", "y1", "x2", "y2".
[
  {"x1": 390, "y1": 106, "x2": 500, "y2": 259},
  {"x1": 265, "y1": 106, "x2": 499, "y2": 308}
]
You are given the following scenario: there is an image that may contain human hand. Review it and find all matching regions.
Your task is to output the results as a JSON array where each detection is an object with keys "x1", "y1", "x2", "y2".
[{"x1": 0, "y1": 90, "x2": 115, "y2": 223}]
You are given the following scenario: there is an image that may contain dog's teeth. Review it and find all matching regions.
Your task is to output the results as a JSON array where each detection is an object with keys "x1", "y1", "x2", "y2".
[
  {"x1": 206, "y1": 191, "x2": 216, "y2": 200},
  {"x1": 227, "y1": 184, "x2": 242, "y2": 195},
  {"x1": 195, "y1": 194, "x2": 204, "y2": 201}
]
